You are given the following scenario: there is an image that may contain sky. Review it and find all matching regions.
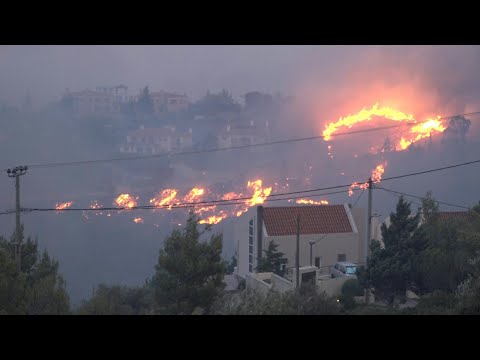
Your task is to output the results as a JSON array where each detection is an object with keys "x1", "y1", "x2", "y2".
[{"x1": 1, "y1": 45, "x2": 480, "y2": 119}]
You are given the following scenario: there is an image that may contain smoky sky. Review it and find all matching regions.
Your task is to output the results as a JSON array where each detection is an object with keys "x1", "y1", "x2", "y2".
[{"x1": 1, "y1": 45, "x2": 478, "y2": 109}]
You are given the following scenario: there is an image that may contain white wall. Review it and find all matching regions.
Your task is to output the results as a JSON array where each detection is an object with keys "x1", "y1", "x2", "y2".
[
  {"x1": 233, "y1": 207, "x2": 258, "y2": 279},
  {"x1": 235, "y1": 205, "x2": 365, "y2": 279},
  {"x1": 264, "y1": 232, "x2": 361, "y2": 272}
]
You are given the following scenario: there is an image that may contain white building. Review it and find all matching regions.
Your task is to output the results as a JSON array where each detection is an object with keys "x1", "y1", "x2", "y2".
[
  {"x1": 119, "y1": 126, "x2": 193, "y2": 155},
  {"x1": 95, "y1": 85, "x2": 137, "y2": 103},
  {"x1": 233, "y1": 204, "x2": 366, "y2": 279},
  {"x1": 217, "y1": 121, "x2": 268, "y2": 148}
]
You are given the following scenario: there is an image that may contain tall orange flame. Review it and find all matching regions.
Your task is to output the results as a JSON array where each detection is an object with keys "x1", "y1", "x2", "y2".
[
  {"x1": 349, "y1": 162, "x2": 387, "y2": 196},
  {"x1": 322, "y1": 103, "x2": 445, "y2": 151},
  {"x1": 323, "y1": 103, "x2": 415, "y2": 141}
]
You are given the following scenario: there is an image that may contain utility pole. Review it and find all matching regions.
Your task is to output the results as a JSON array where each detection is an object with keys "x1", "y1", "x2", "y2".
[
  {"x1": 296, "y1": 214, "x2": 300, "y2": 289},
  {"x1": 365, "y1": 177, "x2": 373, "y2": 305},
  {"x1": 7, "y1": 166, "x2": 28, "y2": 273},
  {"x1": 366, "y1": 177, "x2": 373, "y2": 265}
]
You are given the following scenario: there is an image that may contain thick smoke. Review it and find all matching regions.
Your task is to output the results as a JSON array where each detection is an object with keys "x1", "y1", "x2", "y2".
[{"x1": 1, "y1": 45, "x2": 480, "y2": 304}]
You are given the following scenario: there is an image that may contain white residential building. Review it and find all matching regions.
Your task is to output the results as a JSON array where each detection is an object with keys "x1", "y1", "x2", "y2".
[{"x1": 233, "y1": 204, "x2": 366, "y2": 279}]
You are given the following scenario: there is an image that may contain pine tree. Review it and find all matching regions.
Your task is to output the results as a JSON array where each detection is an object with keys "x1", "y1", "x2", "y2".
[
  {"x1": 256, "y1": 240, "x2": 288, "y2": 276},
  {"x1": 358, "y1": 196, "x2": 426, "y2": 304},
  {"x1": 151, "y1": 214, "x2": 225, "y2": 314}
]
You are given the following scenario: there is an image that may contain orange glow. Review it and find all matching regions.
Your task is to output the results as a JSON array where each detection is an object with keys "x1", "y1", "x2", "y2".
[
  {"x1": 199, "y1": 212, "x2": 228, "y2": 225},
  {"x1": 114, "y1": 194, "x2": 138, "y2": 209},
  {"x1": 90, "y1": 201, "x2": 102, "y2": 210},
  {"x1": 398, "y1": 117, "x2": 446, "y2": 150},
  {"x1": 55, "y1": 201, "x2": 73, "y2": 210},
  {"x1": 349, "y1": 162, "x2": 387, "y2": 196},
  {"x1": 222, "y1": 192, "x2": 242, "y2": 201},
  {"x1": 295, "y1": 199, "x2": 329, "y2": 205},
  {"x1": 246, "y1": 180, "x2": 272, "y2": 206},
  {"x1": 150, "y1": 189, "x2": 178, "y2": 209},
  {"x1": 371, "y1": 162, "x2": 386, "y2": 183},
  {"x1": 183, "y1": 187, "x2": 205, "y2": 203},
  {"x1": 322, "y1": 103, "x2": 445, "y2": 151},
  {"x1": 133, "y1": 217, "x2": 144, "y2": 224},
  {"x1": 323, "y1": 103, "x2": 414, "y2": 141}
]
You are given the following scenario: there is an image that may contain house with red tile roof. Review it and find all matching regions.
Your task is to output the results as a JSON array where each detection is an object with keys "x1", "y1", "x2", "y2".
[{"x1": 233, "y1": 204, "x2": 366, "y2": 280}]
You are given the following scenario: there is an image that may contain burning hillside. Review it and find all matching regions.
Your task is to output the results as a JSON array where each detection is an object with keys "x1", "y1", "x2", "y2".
[{"x1": 323, "y1": 103, "x2": 445, "y2": 152}]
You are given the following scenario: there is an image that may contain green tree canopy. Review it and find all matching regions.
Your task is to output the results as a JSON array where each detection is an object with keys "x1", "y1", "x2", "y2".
[
  {"x1": 151, "y1": 214, "x2": 225, "y2": 314},
  {"x1": 213, "y1": 285, "x2": 341, "y2": 315},
  {"x1": 0, "y1": 226, "x2": 70, "y2": 314},
  {"x1": 256, "y1": 240, "x2": 288, "y2": 276},
  {"x1": 357, "y1": 196, "x2": 426, "y2": 304},
  {"x1": 77, "y1": 284, "x2": 152, "y2": 315},
  {"x1": 193, "y1": 89, "x2": 241, "y2": 116}
]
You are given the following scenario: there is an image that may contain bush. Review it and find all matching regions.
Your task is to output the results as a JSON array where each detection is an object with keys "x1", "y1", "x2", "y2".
[
  {"x1": 339, "y1": 279, "x2": 364, "y2": 311},
  {"x1": 342, "y1": 279, "x2": 364, "y2": 298}
]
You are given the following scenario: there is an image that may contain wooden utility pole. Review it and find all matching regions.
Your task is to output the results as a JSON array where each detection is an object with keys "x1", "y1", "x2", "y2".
[
  {"x1": 7, "y1": 166, "x2": 28, "y2": 273},
  {"x1": 365, "y1": 177, "x2": 373, "y2": 304},
  {"x1": 296, "y1": 214, "x2": 300, "y2": 289},
  {"x1": 366, "y1": 177, "x2": 373, "y2": 264}
]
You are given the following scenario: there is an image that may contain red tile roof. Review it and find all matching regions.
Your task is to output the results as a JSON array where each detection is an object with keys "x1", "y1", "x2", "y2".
[
  {"x1": 263, "y1": 205, "x2": 353, "y2": 236},
  {"x1": 438, "y1": 211, "x2": 475, "y2": 223}
]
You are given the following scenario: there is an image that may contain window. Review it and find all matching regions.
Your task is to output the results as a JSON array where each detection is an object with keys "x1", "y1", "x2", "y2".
[
  {"x1": 248, "y1": 219, "x2": 254, "y2": 272},
  {"x1": 337, "y1": 254, "x2": 346, "y2": 262},
  {"x1": 314, "y1": 256, "x2": 321, "y2": 268},
  {"x1": 346, "y1": 266, "x2": 357, "y2": 275}
]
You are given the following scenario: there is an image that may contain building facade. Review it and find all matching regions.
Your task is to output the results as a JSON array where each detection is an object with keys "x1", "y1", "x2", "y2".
[
  {"x1": 150, "y1": 91, "x2": 189, "y2": 114},
  {"x1": 65, "y1": 89, "x2": 114, "y2": 115},
  {"x1": 233, "y1": 204, "x2": 366, "y2": 279},
  {"x1": 119, "y1": 126, "x2": 193, "y2": 155},
  {"x1": 217, "y1": 121, "x2": 269, "y2": 149}
]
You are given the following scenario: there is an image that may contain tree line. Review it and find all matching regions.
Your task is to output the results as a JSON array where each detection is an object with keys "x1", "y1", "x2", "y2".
[{"x1": 2, "y1": 191, "x2": 480, "y2": 315}]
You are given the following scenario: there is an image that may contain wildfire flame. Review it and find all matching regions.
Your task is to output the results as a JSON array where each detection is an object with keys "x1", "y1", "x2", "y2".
[
  {"x1": 349, "y1": 162, "x2": 387, "y2": 196},
  {"x1": 133, "y1": 217, "x2": 144, "y2": 224},
  {"x1": 222, "y1": 192, "x2": 242, "y2": 201},
  {"x1": 246, "y1": 180, "x2": 272, "y2": 206},
  {"x1": 322, "y1": 103, "x2": 445, "y2": 151},
  {"x1": 55, "y1": 201, "x2": 73, "y2": 210},
  {"x1": 398, "y1": 116, "x2": 446, "y2": 150},
  {"x1": 198, "y1": 212, "x2": 228, "y2": 225},
  {"x1": 114, "y1": 193, "x2": 138, "y2": 209},
  {"x1": 295, "y1": 199, "x2": 329, "y2": 205},
  {"x1": 183, "y1": 187, "x2": 205, "y2": 203},
  {"x1": 150, "y1": 189, "x2": 178, "y2": 209}
]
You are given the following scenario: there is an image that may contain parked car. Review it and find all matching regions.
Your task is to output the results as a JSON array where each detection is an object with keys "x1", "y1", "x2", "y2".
[{"x1": 331, "y1": 262, "x2": 357, "y2": 278}]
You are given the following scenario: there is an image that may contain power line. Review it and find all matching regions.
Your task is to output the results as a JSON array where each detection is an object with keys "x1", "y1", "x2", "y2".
[
  {"x1": 0, "y1": 124, "x2": 407, "y2": 172},
  {"x1": 376, "y1": 186, "x2": 469, "y2": 210},
  {"x1": 3, "y1": 157, "x2": 480, "y2": 216},
  {"x1": 381, "y1": 187, "x2": 424, "y2": 209},
  {"x1": 18, "y1": 188, "x2": 362, "y2": 214},
  {"x1": 381, "y1": 158, "x2": 480, "y2": 183},
  {"x1": 3, "y1": 110, "x2": 479, "y2": 172}
]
